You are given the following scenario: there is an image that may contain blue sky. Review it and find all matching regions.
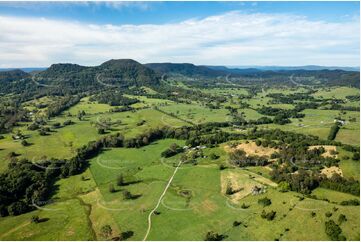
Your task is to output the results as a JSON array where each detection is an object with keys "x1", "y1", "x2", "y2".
[
  {"x1": 0, "y1": 1, "x2": 359, "y2": 67},
  {"x1": 0, "y1": 1, "x2": 359, "y2": 25}
]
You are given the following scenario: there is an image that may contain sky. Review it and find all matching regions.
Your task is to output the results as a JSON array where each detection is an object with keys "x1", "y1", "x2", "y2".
[{"x1": 0, "y1": 1, "x2": 359, "y2": 67}]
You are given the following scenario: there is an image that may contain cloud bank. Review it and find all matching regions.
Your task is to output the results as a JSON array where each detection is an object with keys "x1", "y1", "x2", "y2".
[{"x1": 0, "y1": 11, "x2": 359, "y2": 67}]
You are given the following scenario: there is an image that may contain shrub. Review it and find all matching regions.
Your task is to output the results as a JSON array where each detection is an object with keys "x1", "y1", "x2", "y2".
[
  {"x1": 109, "y1": 184, "x2": 115, "y2": 193},
  {"x1": 340, "y1": 199, "x2": 359, "y2": 206},
  {"x1": 38, "y1": 129, "x2": 47, "y2": 136},
  {"x1": 31, "y1": 215, "x2": 40, "y2": 223},
  {"x1": 258, "y1": 197, "x2": 272, "y2": 207},
  {"x1": 101, "y1": 225, "x2": 112, "y2": 239},
  {"x1": 278, "y1": 181, "x2": 291, "y2": 192},
  {"x1": 219, "y1": 164, "x2": 226, "y2": 170},
  {"x1": 27, "y1": 122, "x2": 40, "y2": 131},
  {"x1": 338, "y1": 214, "x2": 347, "y2": 224},
  {"x1": 63, "y1": 120, "x2": 73, "y2": 126},
  {"x1": 116, "y1": 174, "x2": 124, "y2": 186},
  {"x1": 352, "y1": 152, "x2": 360, "y2": 161},
  {"x1": 21, "y1": 140, "x2": 29, "y2": 146},
  {"x1": 204, "y1": 231, "x2": 225, "y2": 241},
  {"x1": 210, "y1": 153, "x2": 220, "y2": 160},
  {"x1": 233, "y1": 221, "x2": 242, "y2": 227},
  {"x1": 325, "y1": 220, "x2": 344, "y2": 241},
  {"x1": 52, "y1": 122, "x2": 61, "y2": 128},
  {"x1": 261, "y1": 210, "x2": 276, "y2": 221},
  {"x1": 241, "y1": 203, "x2": 250, "y2": 209},
  {"x1": 123, "y1": 190, "x2": 133, "y2": 200},
  {"x1": 225, "y1": 183, "x2": 235, "y2": 195},
  {"x1": 119, "y1": 231, "x2": 134, "y2": 240}
]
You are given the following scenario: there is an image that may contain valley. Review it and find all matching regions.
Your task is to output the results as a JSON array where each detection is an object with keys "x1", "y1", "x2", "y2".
[{"x1": 0, "y1": 60, "x2": 359, "y2": 241}]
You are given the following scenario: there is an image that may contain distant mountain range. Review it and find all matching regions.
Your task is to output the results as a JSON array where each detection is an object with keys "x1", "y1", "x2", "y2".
[
  {"x1": 0, "y1": 67, "x2": 47, "y2": 72},
  {"x1": 0, "y1": 64, "x2": 359, "y2": 73},
  {"x1": 221, "y1": 65, "x2": 360, "y2": 72},
  {"x1": 1, "y1": 60, "x2": 359, "y2": 90}
]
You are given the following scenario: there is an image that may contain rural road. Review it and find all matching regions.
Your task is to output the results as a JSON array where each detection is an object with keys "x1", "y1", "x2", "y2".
[
  {"x1": 31, "y1": 73, "x2": 61, "y2": 87},
  {"x1": 289, "y1": 74, "x2": 303, "y2": 86},
  {"x1": 95, "y1": 73, "x2": 118, "y2": 87},
  {"x1": 142, "y1": 159, "x2": 183, "y2": 241}
]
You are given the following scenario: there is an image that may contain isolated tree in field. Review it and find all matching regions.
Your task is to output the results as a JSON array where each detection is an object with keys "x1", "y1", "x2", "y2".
[
  {"x1": 119, "y1": 231, "x2": 134, "y2": 240},
  {"x1": 101, "y1": 225, "x2": 113, "y2": 239},
  {"x1": 31, "y1": 215, "x2": 40, "y2": 223},
  {"x1": 225, "y1": 182, "x2": 234, "y2": 195},
  {"x1": 123, "y1": 190, "x2": 133, "y2": 199},
  {"x1": 204, "y1": 231, "x2": 225, "y2": 241},
  {"x1": 117, "y1": 174, "x2": 124, "y2": 186},
  {"x1": 21, "y1": 140, "x2": 29, "y2": 146},
  {"x1": 109, "y1": 183, "x2": 115, "y2": 193},
  {"x1": 261, "y1": 210, "x2": 276, "y2": 221},
  {"x1": 338, "y1": 214, "x2": 347, "y2": 224},
  {"x1": 258, "y1": 197, "x2": 272, "y2": 207},
  {"x1": 170, "y1": 143, "x2": 179, "y2": 152},
  {"x1": 77, "y1": 110, "x2": 85, "y2": 121},
  {"x1": 352, "y1": 152, "x2": 360, "y2": 161}
]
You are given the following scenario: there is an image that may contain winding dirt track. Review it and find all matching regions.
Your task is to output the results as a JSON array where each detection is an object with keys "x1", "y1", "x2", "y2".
[{"x1": 142, "y1": 159, "x2": 182, "y2": 241}]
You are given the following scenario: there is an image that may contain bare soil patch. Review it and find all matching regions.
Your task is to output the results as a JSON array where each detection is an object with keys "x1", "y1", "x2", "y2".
[
  {"x1": 321, "y1": 166, "x2": 343, "y2": 178},
  {"x1": 224, "y1": 141, "x2": 278, "y2": 158}
]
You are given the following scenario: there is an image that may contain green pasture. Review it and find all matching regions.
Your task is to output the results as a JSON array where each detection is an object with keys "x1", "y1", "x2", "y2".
[
  {"x1": 0, "y1": 108, "x2": 187, "y2": 171},
  {"x1": 158, "y1": 102, "x2": 230, "y2": 124},
  {"x1": 312, "y1": 87, "x2": 359, "y2": 100}
]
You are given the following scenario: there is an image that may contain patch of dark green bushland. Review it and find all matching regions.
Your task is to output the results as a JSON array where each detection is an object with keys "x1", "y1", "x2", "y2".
[{"x1": 327, "y1": 122, "x2": 341, "y2": 141}]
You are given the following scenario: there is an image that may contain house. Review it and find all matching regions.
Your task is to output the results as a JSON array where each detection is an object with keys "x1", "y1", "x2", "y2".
[
  {"x1": 334, "y1": 119, "x2": 346, "y2": 125},
  {"x1": 251, "y1": 185, "x2": 267, "y2": 195}
]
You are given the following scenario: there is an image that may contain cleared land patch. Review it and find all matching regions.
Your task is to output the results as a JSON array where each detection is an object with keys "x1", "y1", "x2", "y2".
[
  {"x1": 309, "y1": 145, "x2": 337, "y2": 158},
  {"x1": 321, "y1": 166, "x2": 343, "y2": 178},
  {"x1": 224, "y1": 141, "x2": 278, "y2": 158},
  {"x1": 220, "y1": 170, "x2": 262, "y2": 203}
]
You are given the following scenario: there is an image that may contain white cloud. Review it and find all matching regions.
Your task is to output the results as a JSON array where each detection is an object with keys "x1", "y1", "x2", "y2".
[{"x1": 0, "y1": 11, "x2": 359, "y2": 67}]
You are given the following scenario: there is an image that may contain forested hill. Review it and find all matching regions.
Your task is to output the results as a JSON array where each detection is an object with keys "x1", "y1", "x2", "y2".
[
  {"x1": 146, "y1": 62, "x2": 360, "y2": 87},
  {"x1": 0, "y1": 60, "x2": 359, "y2": 92},
  {"x1": 36, "y1": 59, "x2": 160, "y2": 89},
  {"x1": 145, "y1": 62, "x2": 228, "y2": 77},
  {"x1": 0, "y1": 69, "x2": 30, "y2": 83}
]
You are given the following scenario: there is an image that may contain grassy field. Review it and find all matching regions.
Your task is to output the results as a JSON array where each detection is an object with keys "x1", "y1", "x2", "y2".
[
  {"x1": 312, "y1": 87, "x2": 359, "y2": 100},
  {"x1": 200, "y1": 87, "x2": 249, "y2": 96},
  {"x1": 258, "y1": 109, "x2": 359, "y2": 142},
  {"x1": 0, "y1": 168, "x2": 97, "y2": 240},
  {"x1": 0, "y1": 107, "x2": 188, "y2": 171},
  {"x1": 338, "y1": 147, "x2": 360, "y2": 180},
  {"x1": 0, "y1": 84, "x2": 359, "y2": 241},
  {"x1": 158, "y1": 102, "x2": 230, "y2": 124},
  {"x1": 311, "y1": 187, "x2": 359, "y2": 204}
]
